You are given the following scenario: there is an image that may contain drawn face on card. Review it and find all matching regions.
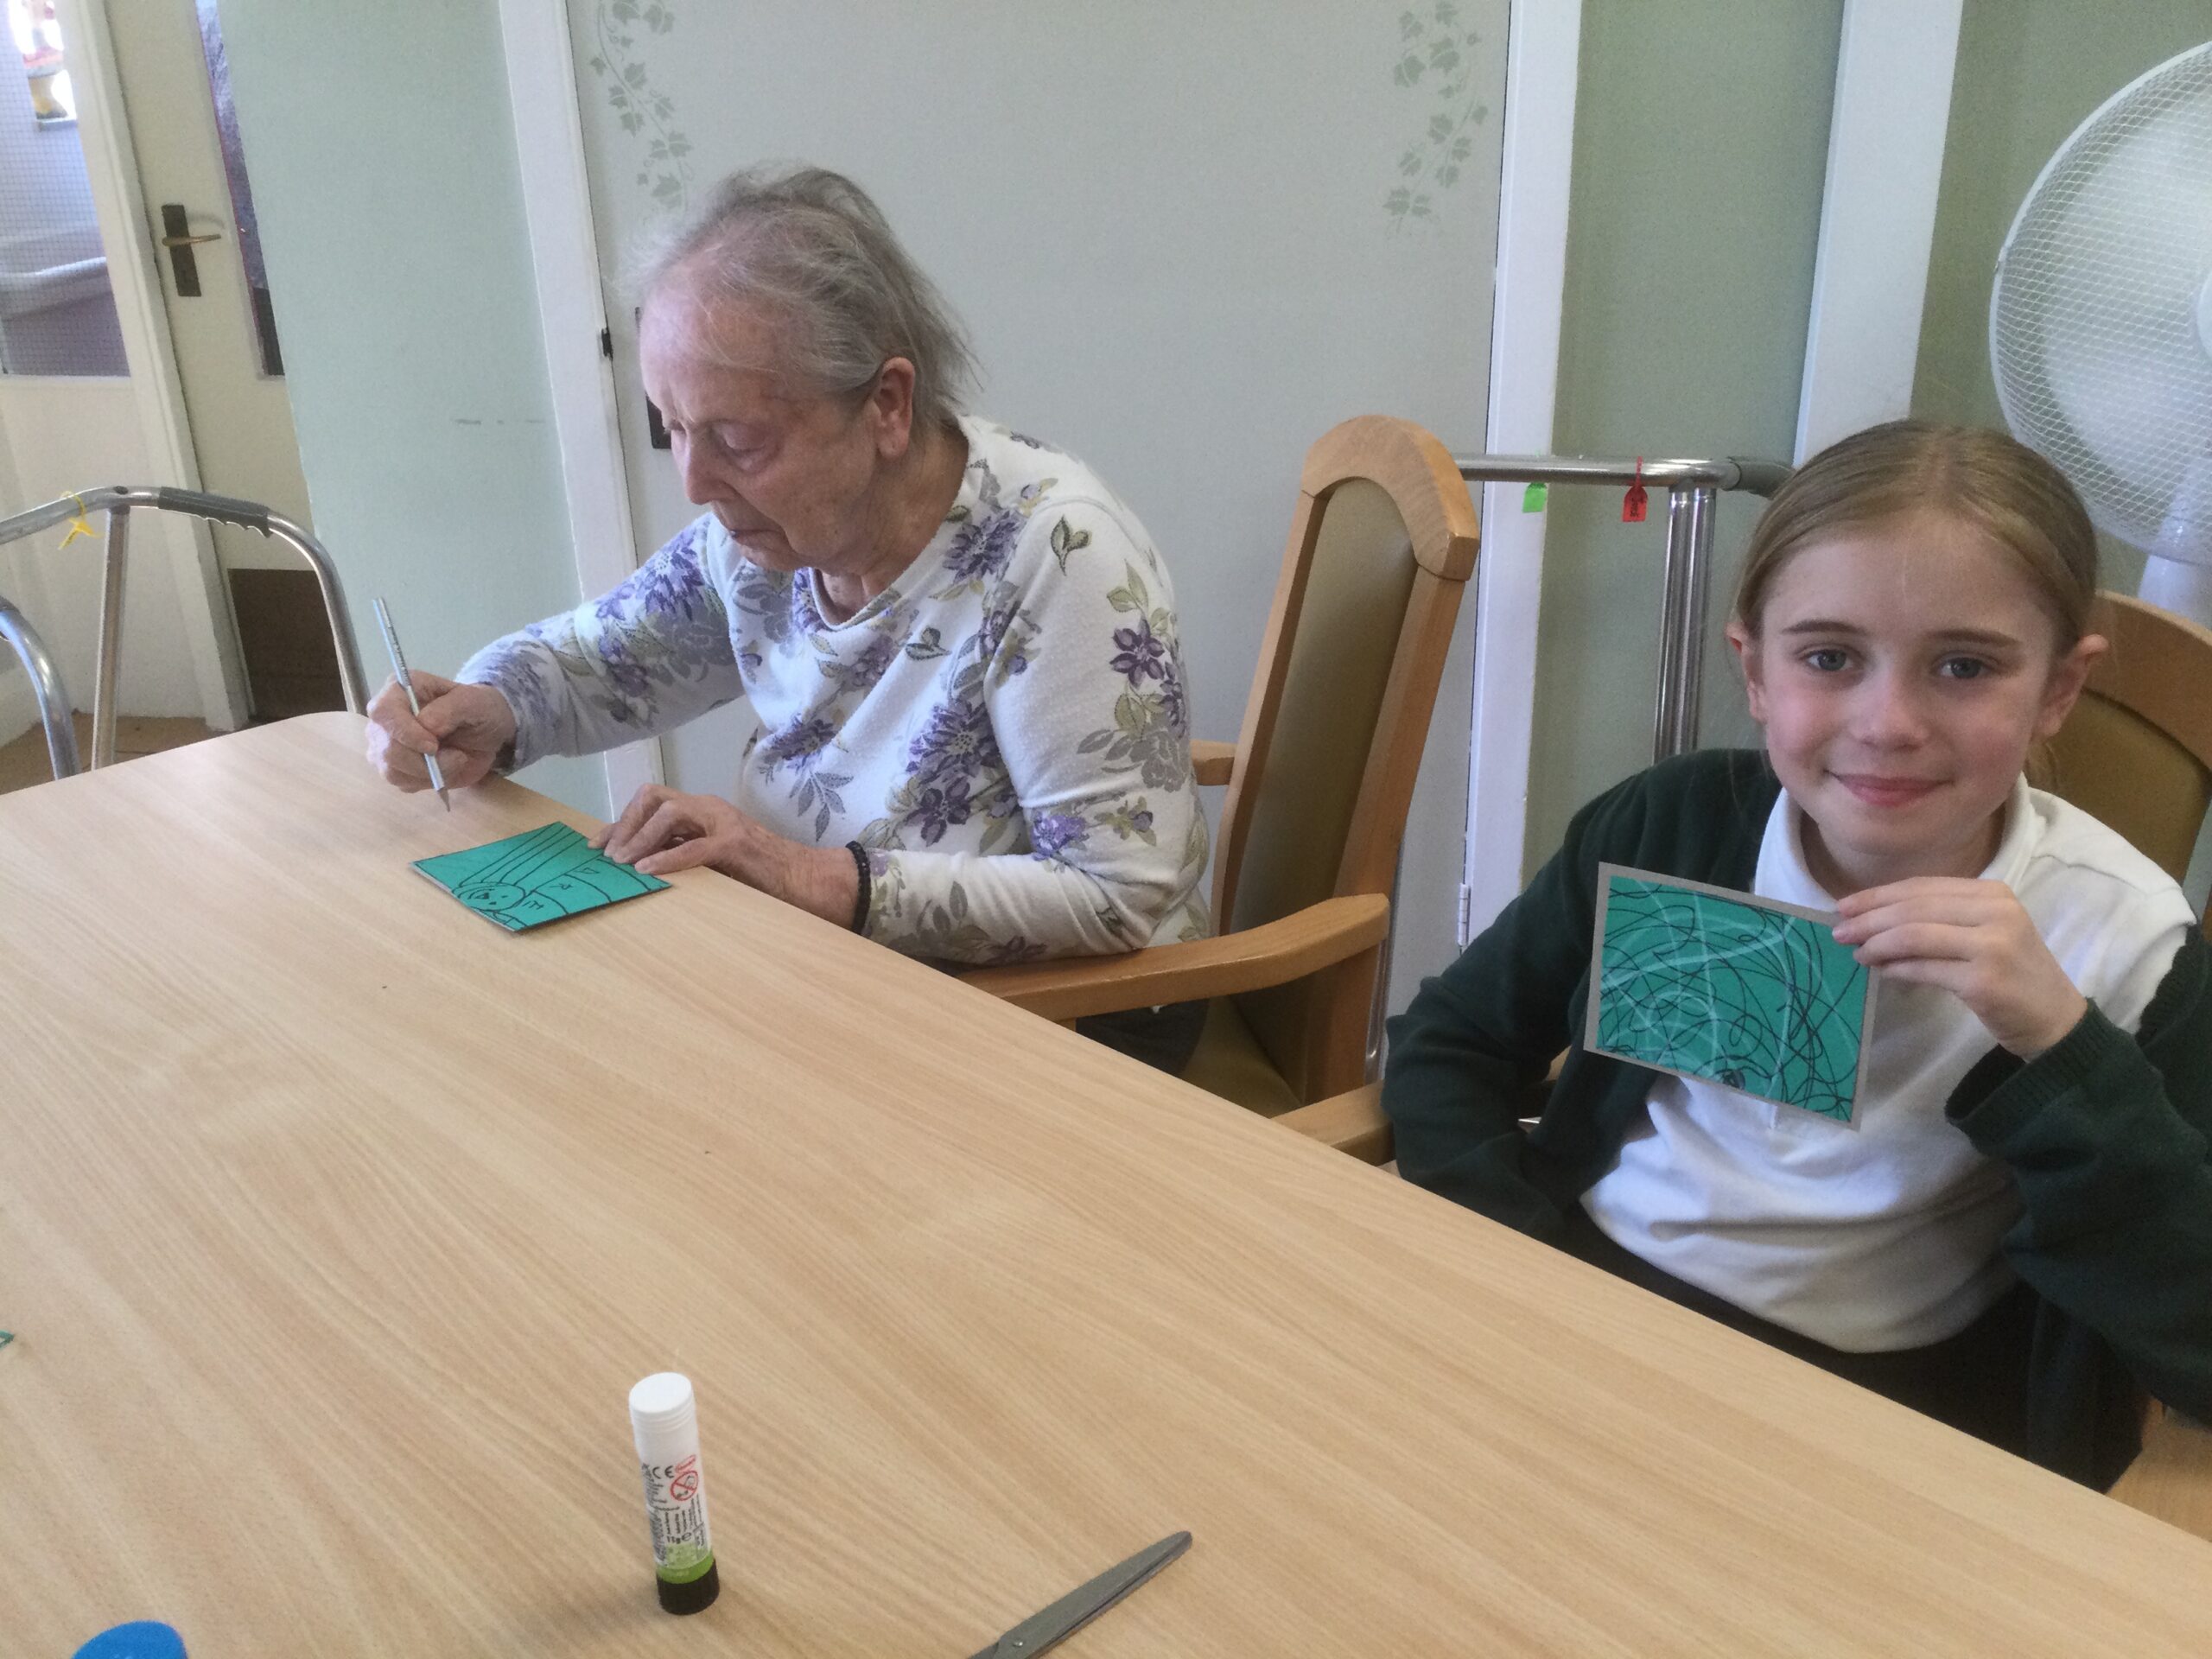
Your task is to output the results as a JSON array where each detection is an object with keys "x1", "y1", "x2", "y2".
[{"x1": 1585, "y1": 864, "x2": 1876, "y2": 1123}]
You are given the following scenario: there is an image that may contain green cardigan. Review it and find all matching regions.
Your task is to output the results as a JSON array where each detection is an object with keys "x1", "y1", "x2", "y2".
[{"x1": 1384, "y1": 748, "x2": 2212, "y2": 1487}]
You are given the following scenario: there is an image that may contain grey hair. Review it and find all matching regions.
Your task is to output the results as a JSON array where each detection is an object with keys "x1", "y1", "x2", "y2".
[{"x1": 626, "y1": 164, "x2": 977, "y2": 430}]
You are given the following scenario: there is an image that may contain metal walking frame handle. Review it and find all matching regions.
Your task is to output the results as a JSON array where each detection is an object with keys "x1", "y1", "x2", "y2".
[
  {"x1": 0, "y1": 485, "x2": 369, "y2": 779},
  {"x1": 0, "y1": 594, "x2": 81, "y2": 779},
  {"x1": 1451, "y1": 453, "x2": 1791, "y2": 761}
]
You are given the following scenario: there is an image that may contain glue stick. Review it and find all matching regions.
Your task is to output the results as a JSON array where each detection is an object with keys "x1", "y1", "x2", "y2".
[{"x1": 628, "y1": 1371, "x2": 721, "y2": 1614}]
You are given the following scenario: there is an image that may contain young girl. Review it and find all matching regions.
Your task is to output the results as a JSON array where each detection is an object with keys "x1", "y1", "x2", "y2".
[{"x1": 1385, "y1": 422, "x2": 2211, "y2": 1487}]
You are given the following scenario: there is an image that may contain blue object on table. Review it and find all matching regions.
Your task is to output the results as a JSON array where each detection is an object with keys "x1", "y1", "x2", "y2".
[{"x1": 73, "y1": 1623, "x2": 186, "y2": 1659}]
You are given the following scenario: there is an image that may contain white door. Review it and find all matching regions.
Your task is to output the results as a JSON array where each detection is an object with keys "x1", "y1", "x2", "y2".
[
  {"x1": 105, "y1": 0, "x2": 336, "y2": 716},
  {"x1": 0, "y1": 0, "x2": 236, "y2": 750}
]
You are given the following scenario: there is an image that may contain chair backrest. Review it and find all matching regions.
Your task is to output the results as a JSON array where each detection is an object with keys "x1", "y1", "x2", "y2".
[
  {"x1": 2039, "y1": 591, "x2": 2212, "y2": 936},
  {"x1": 1210, "y1": 416, "x2": 1480, "y2": 1099}
]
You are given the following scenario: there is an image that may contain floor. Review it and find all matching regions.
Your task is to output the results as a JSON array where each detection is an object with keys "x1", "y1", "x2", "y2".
[{"x1": 0, "y1": 713, "x2": 213, "y2": 797}]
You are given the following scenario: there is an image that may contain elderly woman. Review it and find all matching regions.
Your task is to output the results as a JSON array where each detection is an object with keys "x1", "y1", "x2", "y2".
[{"x1": 366, "y1": 165, "x2": 1209, "y2": 1067}]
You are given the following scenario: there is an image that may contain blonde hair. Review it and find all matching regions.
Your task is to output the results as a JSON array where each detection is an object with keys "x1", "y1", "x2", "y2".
[{"x1": 1734, "y1": 422, "x2": 2099, "y2": 647}]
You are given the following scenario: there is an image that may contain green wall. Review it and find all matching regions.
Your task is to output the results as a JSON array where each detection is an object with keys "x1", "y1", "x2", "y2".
[
  {"x1": 1913, "y1": 0, "x2": 2212, "y2": 601},
  {"x1": 1525, "y1": 0, "x2": 1845, "y2": 871},
  {"x1": 217, "y1": 0, "x2": 605, "y2": 815}
]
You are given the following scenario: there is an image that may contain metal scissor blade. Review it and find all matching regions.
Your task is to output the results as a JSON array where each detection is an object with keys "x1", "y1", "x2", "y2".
[{"x1": 968, "y1": 1529, "x2": 1191, "y2": 1659}]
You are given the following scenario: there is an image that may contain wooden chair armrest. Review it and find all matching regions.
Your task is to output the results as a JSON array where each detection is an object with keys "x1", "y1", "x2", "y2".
[
  {"x1": 960, "y1": 893, "x2": 1389, "y2": 1022},
  {"x1": 1275, "y1": 1083, "x2": 1392, "y2": 1164},
  {"x1": 1189, "y1": 739, "x2": 1236, "y2": 786},
  {"x1": 2108, "y1": 1406, "x2": 2212, "y2": 1545}
]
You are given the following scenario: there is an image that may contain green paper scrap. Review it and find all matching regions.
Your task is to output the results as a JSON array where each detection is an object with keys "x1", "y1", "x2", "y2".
[
  {"x1": 1585, "y1": 863, "x2": 1875, "y2": 1124},
  {"x1": 1522, "y1": 481, "x2": 1548, "y2": 513},
  {"x1": 0, "y1": 1331, "x2": 12, "y2": 1348},
  {"x1": 412, "y1": 822, "x2": 668, "y2": 933}
]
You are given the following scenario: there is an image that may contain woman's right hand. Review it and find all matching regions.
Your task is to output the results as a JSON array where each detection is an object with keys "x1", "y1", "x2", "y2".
[{"x1": 365, "y1": 672, "x2": 518, "y2": 792}]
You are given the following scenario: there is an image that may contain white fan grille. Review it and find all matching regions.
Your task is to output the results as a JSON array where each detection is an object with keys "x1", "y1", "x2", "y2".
[{"x1": 1991, "y1": 41, "x2": 2212, "y2": 561}]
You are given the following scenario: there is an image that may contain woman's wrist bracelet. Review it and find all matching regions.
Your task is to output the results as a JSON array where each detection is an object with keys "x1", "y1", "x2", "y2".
[{"x1": 846, "y1": 842, "x2": 873, "y2": 934}]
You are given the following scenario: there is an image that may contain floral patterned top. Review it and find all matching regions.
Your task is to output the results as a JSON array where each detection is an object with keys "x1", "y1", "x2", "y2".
[{"x1": 459, "y1": 416, "x2": 1211, "y2": 965}]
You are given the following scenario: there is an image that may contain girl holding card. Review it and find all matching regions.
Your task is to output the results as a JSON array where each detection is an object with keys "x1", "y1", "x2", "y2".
[{"x1": 1385, "y1": 422, "x2": 2211, "y2": 1487}]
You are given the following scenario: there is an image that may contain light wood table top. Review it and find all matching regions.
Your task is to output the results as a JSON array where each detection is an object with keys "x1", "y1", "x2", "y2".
[{"x1": 3, "y1": 714, "x2": 2209, "y2": 1656}]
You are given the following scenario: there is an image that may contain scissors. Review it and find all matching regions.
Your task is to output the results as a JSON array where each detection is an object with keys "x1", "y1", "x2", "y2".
[{"x1": 967, "y1": 1530, "x2": 1191, "y2": 1657}]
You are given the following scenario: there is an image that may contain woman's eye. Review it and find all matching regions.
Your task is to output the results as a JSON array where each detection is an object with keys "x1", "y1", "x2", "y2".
[
  {"x1": 1937, "y1": 656, "x2": 1991, "y2": 681},
  {"x1": 1802, "y1": 647, "x2": 1850, "y2": 672}
]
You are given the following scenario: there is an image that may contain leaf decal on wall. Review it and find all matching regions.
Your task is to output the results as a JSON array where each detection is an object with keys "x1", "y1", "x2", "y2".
[
  {"x1": 588, "y1": 0, "x2": 693, "y2": 211},
  {"x1": 1385, "y1": 2, "x2": 1491, "y2": 230}
]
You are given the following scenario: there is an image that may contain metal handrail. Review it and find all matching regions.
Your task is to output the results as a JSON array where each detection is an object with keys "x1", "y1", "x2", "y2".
[
  {"x1": 0, "y1": 593, "x2": 80, "y2": 779},
  {"x1": 1452, "y1": 453, "x2": 1792, "y2": 760},
  {"x1": 0, "y1": 486, "x2": 367, "y2": 772}
]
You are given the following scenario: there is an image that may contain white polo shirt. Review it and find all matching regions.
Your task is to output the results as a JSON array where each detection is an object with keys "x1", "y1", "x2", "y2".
[{"x1": 1581, "y1": 777, "x2": 2193, "y2": 1352}]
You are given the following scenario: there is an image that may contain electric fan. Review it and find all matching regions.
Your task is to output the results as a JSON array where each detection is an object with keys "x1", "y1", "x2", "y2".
[{"x1": 1991, "y1": 40, "x2": 2212, "y2": 626}]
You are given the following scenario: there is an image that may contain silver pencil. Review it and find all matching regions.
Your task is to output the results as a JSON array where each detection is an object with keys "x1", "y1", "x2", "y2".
[{"x1": 372, "y1": 597, "x2": 450, "y2": 811}]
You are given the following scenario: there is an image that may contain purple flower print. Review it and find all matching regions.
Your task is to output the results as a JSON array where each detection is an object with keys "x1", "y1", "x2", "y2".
[
  {"x1": 1029, "y1": 810, "x2": 1089, "y2": 862},
  {"x1": 760, "y1": 713, "x2": 836, "y2": 774},
  {"x1": 944, "y1": 506, "x2": 1023, "y2": 584},
  {"x1": 980, "y1": 594, "x2": 1033, "y2": 679},
  {"x1": 849, "y1": 631, "x2": 899, "y2": 687},
  {"x1": 1158, "y1": 652, "x2": 1188, "y2": 735},
  {"x1": 906, "y1": 696, "x2": 1001, "y2": 785},
  {"x1": 599, "y1": 632, "x2": 652, "y2": 701},
  {"x1": 1109, "y1": 616, "x2": 1168, "y2": 686},
  {"x1": 598, "y1": 526, "x2": 708, "y2": 624},
  {"x1": 911, "y1": 777, "x2": 973, "y2": 844}
]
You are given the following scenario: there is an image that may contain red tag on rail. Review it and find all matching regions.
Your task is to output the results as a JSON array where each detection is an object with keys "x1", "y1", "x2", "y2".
[{"x1": 1622, "y1": 458, "x2": 1649, "y2": 524}]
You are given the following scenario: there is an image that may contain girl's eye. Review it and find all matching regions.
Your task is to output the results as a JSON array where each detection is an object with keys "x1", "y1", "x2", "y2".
[
  {"x1": 1801, "y1": 647, "x2": 1850, "y2": 673},
  {"x1": 1936, "y1": 656, "x2": 1991, "y2": 681}
]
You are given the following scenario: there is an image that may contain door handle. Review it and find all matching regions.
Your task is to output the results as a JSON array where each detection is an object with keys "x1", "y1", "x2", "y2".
[{"x1": 158, "y1": 203, "x2": 220, "y2": 296}]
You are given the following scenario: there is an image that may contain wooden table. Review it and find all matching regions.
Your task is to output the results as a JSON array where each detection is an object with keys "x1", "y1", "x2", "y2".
[{"x1": 3, "y1": 714, "x2": 2209, "y2": 1656}]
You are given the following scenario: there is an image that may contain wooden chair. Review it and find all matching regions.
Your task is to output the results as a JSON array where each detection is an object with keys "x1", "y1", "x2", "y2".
[
  {"x1": 1283, "y1": 588, "x2": 2212, "y2": 1537},
  {"x1": 963, "y1": 415, "x2": 1479, "y2": 1114}
]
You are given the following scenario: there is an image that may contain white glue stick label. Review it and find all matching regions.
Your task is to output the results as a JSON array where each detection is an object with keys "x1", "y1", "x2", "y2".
[
  {"x1": 638, "y1": 1452, "x2": 714, "y2": 1583},
  {"x1": 630, "y1": 1371, "x2": 715, "y2": 1586}
]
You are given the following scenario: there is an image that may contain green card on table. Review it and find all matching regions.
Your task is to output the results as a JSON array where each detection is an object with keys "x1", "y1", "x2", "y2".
[
  {"x1": 411, "y1": 822, "x2": 668, "y2": 932},
  {"x1": 1584, "y1": 862, "x2": 1876, "y2": 1123}
]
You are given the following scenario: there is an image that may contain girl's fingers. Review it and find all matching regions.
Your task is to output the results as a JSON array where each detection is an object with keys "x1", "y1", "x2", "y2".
[
  {"x1": 1832, "y1": 893, "x2": 2011, "y2": 944},
  {"x1": 1846, "y1": 920, "x2": 1983, "y2": 965}
]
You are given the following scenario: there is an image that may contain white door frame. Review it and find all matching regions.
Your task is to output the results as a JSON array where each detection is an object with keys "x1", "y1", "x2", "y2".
[
  {"x1": 1795, "y1": 0, "x2": 1963, "y2": 460},
  {"x1": 1465, "y1": 0, "x2": 1964, "y2": 941},
  {"x1": 1460, "y1": 0, "x2": 1582, "y2": 942},
  {"x1": 498, "y1": 0, "x2": 663, "y2": 811},
  {"x1": 48, "y1": 0, "x2": 250, "y2": 730}
]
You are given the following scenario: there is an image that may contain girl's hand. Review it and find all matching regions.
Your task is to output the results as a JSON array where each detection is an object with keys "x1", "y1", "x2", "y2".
[
  {"x1": 591, "y1": 785, "x2": 858, "y2": 927},
  {"x1": 1831, "y1": 877, "x2": 2087, "y2": 1058}
]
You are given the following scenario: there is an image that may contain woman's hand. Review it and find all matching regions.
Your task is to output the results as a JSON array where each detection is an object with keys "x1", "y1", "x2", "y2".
[
  {"x1": 1831, "y1": 877, "x2": 2087, "y2": 1058},
  {"x1": 366, "y1": 673, "x2": 517, "y2": 791},
  {"x1": 592, "y1": 785, "x2": 860, "y2": 928}
]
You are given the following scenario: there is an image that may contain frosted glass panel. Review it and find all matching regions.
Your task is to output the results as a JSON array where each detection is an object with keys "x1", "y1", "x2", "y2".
[{"x1": 0, "y1": 1, "x2": 125, "y2": 375}]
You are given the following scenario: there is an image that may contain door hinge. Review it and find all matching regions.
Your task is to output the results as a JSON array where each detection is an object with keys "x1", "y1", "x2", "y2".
[
  {"x1": 1456, "y1": 883, "x2": 1474, "y2": 948},
  {"x1": 599, "y1": 327, "x2": 613, "y2": 360}
]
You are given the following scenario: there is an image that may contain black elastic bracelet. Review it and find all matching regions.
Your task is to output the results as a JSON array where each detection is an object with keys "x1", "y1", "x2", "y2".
[{"x1": 846, "y1": 842, "x2": 873, "y2": 934}]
